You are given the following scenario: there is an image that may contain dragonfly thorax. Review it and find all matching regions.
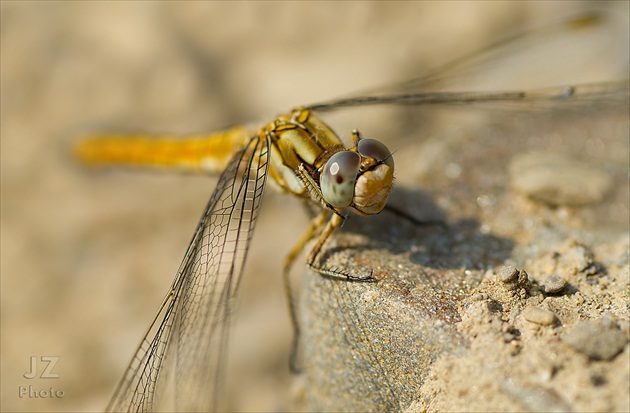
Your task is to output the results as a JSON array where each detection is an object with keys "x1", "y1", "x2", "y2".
[{"x1": 264, "y1": 108, "x2": 394, "y2": 216}]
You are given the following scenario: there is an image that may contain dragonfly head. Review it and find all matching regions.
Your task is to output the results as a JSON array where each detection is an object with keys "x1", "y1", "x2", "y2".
[{"x1": 320, "y1": 136, "x2": 394, "y2": 215}]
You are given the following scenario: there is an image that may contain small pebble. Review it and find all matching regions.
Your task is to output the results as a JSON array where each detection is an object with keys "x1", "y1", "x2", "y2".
[
  {"x1": 471, "y1": 292, "x2": 488, "y2": 301},
  {"x1": 509, "y1": 152, "x2": 612, "y2": 206},
  {"x1": 542, "y1": 275, "x2": 567, "y2": 294},
  {"x1": 498, "y1": 266, "x2": 519, "y2": 283},
  {"x1": 523, "y1": 306, "x2": 557, "y2": 326},
  {"x1": 560, "y1": 243, "x2": 594, "y2": 274},
  {"x1": 564, "y1": 321, "x2": 627, "y2": 360},
  {"x1": 502, "y1": 381, "x2": 572, "y2": 412}
]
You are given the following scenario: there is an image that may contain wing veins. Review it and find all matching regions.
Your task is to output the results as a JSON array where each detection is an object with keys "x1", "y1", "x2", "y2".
[{"x1": 106, "y1": 135, "x2": 270, "y2": 412}]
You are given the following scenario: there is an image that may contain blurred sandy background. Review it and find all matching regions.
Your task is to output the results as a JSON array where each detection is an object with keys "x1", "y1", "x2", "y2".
[{"x1": 1, "y1": 2, "x2": 627, "y2": 412}]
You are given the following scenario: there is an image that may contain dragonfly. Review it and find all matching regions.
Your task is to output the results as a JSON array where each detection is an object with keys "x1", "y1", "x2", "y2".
[{"x1": 75, "y1": 12, "x2": 629, "y2": 412}]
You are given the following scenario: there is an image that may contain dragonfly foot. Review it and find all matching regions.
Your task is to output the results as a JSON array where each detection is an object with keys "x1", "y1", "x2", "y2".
[
  {"x1": 308, "y1": 262, "x2": 375, "y2": 282},
  {"x1": 384, "y1": 204, "x2": 447, "y2": 228}
]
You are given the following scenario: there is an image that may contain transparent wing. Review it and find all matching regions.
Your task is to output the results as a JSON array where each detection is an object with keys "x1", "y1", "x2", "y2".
[
  {"x1": 106, "y1": 135, "x2": 270, "y2": 412},
  {"x1": 306, "y1": 81, "x2": 629, "y2": 112},
  {"x1": 376, "y1": 12, "x2": 626, "y2": 93},
  {"x1": 307, "y1": 12, "x2": 629, "y2": 112}
]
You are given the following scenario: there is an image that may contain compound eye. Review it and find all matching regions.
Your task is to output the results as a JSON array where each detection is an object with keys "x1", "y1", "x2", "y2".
[
  {"x1": 358, "y1": 138, "x2": 394, "y2": 170},
  {"x1": 321, "y1": 151, "x2": 361, "y2": 208}
]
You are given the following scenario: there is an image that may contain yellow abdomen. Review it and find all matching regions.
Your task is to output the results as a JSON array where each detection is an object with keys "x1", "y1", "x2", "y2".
[{"x1": 75, "y1": 125, "x2": 251, "y2": 174}]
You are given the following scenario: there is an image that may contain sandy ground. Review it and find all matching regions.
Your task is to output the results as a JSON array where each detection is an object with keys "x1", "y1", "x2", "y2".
[{"x1": 1, "y1": 2, "x2": 628, "y2": 412}]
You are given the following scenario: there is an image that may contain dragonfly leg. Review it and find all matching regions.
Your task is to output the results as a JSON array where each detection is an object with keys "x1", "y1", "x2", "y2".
[
  {"x1": 383, "y1": 203, "x2": 447, "y2": 228},
  {"x1": 306, "y1": 214, "x2": 375, "y2": 282},
  {"x1": 283, "y1": 210, "x2": 375, "y2": 372},
  {"x1": 283, "y1": 210, "x2": 329, "y2": 372},
  {"x1": 296, "y1": 164, "x2": 327, "y2": 210}
]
